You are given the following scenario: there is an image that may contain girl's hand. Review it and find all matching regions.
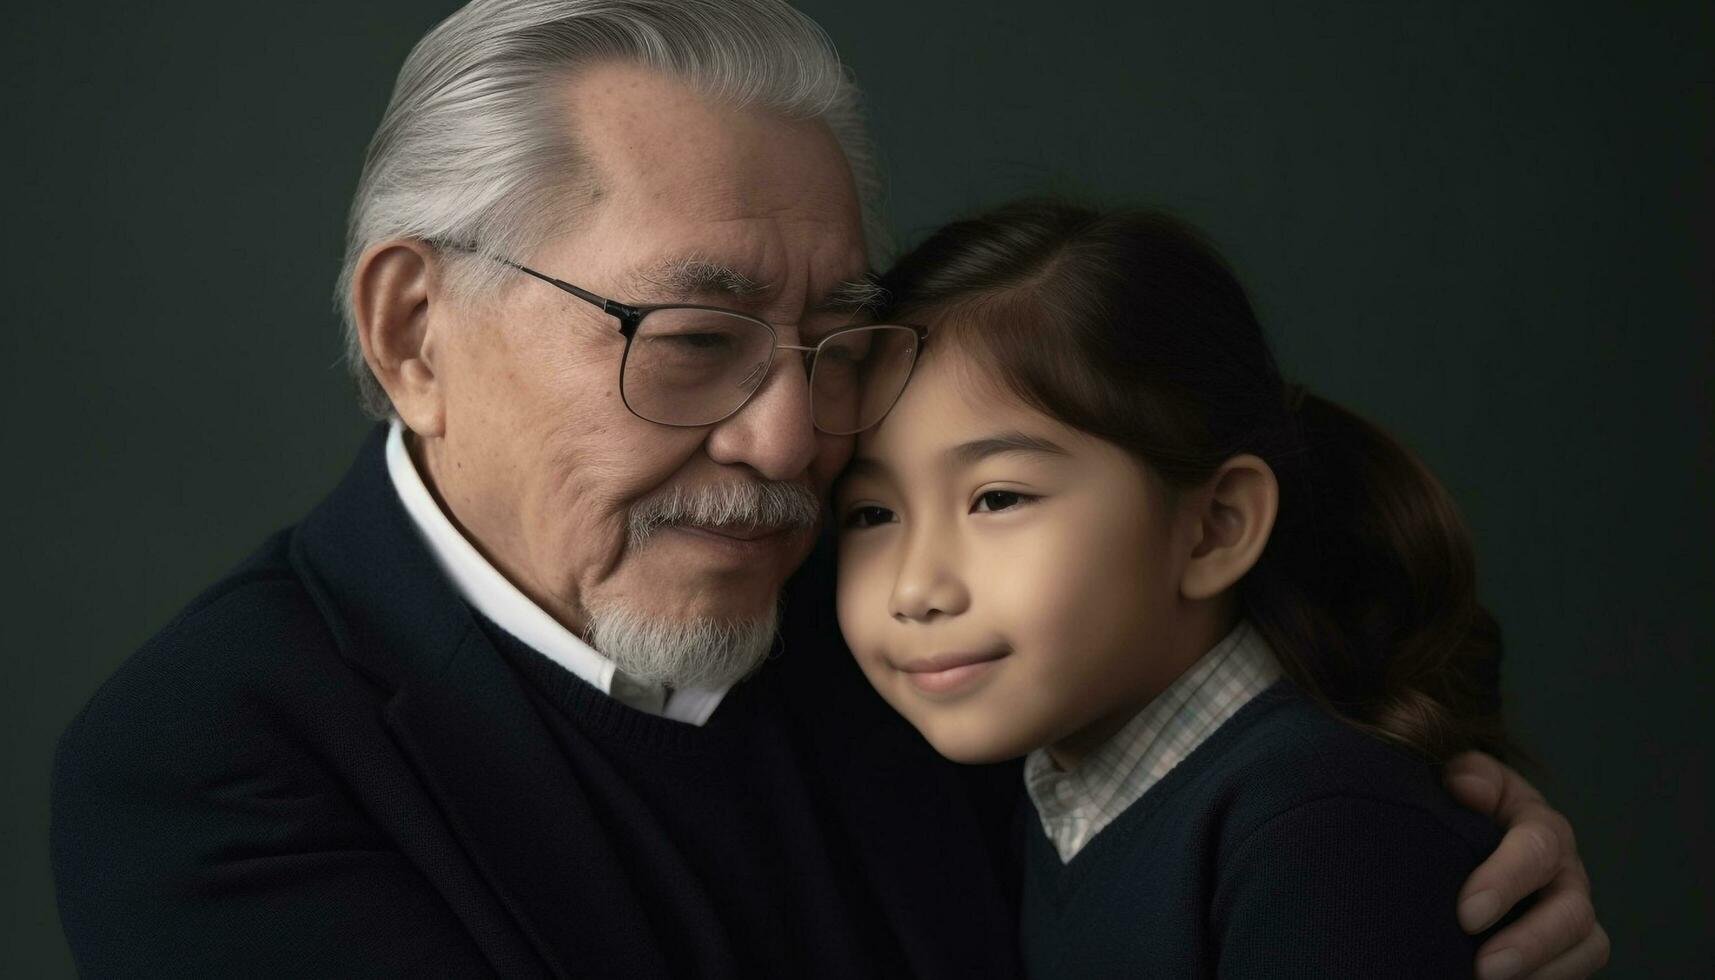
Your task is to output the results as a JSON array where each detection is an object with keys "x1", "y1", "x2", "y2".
[{"x1": 1444, "y1": 751, "x2": 1610, "y2": 979}]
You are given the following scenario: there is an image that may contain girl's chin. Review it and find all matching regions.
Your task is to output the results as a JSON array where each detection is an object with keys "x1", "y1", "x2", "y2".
[
  {"x1": 916, "y1": 719, "x2": 1034, "y2": 766},
  {"x1": 864, "y1": 669, "x2": 1039, "y2": 763}
]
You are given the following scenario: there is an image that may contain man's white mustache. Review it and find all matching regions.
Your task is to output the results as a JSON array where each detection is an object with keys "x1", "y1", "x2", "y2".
[{"x1": 627, "y1": 481, "x2": 822, "y2": 546}]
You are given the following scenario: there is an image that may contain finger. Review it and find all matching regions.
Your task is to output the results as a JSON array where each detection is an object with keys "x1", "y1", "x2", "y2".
[
  {"x1": 1515, "y1": 923, "x2": 1611, "y2": 980},
  {"x1": 1444, "y1": 750, "x2": 1509, "y2": 816},
  {"x1": 1447, "y1": 751, "x2": 1549, "y2": 822},
  {"x1": 1474, "y1": 886, "x2": 1599, "y2": 980},
  {"x1": 1458, "y1": 802, "x2": 1574, "y2": 932}
]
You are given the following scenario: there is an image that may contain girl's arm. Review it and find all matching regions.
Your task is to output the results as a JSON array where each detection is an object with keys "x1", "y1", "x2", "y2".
[{"x1": 1445, "y1": 751, "x2": 1609, "y2": 979}]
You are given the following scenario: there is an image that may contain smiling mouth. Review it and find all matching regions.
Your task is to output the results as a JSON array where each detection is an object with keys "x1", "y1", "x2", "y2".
[
  {"x1": 896, "y1": 650, "x2": 1010, "y2": 696},
  {"x1": 680, "y1": 523, "x2": 782, "y2": 542},
  {"x1": 666, "y1": 523, "x2": 804, "y2": 555},
  {"x1": 899, "y1": 651, "x2": 1009, "y2": 674}
]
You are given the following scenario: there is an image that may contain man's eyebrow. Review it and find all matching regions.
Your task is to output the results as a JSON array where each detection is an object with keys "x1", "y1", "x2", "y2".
[
  {"x1": 625, "y1": 260, "x2": 885, "y2": 324},
  {"x1": 813, "y1": 274, "x2": 888, "y2": 316},
  {"x1": 946, "y1": 432, "x2": 1071, "y2": 466},
  {"x1": 631, "y1": 257, "x2": 771, "y2": 301}
]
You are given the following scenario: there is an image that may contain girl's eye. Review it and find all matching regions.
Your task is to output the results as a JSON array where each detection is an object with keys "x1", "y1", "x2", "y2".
[
  {"x1": 842, "y1": 505, "x2": 896, "y2": 529},
  {"x1": 973, "y1": 490, "x2": 1032, "y2": 513}
]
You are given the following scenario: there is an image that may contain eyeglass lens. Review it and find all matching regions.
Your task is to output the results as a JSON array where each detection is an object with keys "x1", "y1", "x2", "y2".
[
  {"x1": 619, "y1": 309, "x2": 918, "y2": 434},
  {"x1": 808, "y1": 325, "x2": 919, "y2": 435}
]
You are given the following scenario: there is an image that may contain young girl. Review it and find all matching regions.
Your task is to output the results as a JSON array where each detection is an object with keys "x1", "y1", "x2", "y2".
[{"x1": 835, "y1": 199, "x2": 1514, "y2": 976}]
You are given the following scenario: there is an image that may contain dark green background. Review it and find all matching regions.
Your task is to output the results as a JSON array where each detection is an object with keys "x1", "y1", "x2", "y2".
[{"x1": 5, "y1": 1, "x2": 1709, "y2": 975}]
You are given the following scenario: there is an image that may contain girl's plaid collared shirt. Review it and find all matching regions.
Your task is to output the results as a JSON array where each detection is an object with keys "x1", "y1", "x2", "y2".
[{"x1": 1024, "y1": 619, "x2": 1283, "y2": 863}]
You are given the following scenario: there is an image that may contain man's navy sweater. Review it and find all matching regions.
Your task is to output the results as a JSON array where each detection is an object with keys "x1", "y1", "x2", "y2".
[
  {"x1": 50, "y1": 424, "x2": 1023, "y2": 978},
  {"x1": 1021, "y1": 680, "x2": 1501, "y2": 978},
  {"x1": 479, "y1": 614, "x2": 910, "y2": 978}
]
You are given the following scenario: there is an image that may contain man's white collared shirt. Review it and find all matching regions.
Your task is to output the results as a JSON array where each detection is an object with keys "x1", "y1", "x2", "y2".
[{"x1": 383, "y1": 418, "x2": 728, "y2": 725}]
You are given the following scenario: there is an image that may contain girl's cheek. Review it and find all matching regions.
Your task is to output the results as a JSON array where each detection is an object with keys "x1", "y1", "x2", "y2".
[
  {"x1": 835, "y1": 546, "x2": 891, "y2": 659},
  {"x1": 968, "y1": 526, "x2": 1089, "y2": 635}
]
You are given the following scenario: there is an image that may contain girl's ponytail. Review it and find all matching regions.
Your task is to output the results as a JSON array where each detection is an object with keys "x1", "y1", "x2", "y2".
[{"x1": 1245, "y1": 388, "x2": 1511, "y2": 762}]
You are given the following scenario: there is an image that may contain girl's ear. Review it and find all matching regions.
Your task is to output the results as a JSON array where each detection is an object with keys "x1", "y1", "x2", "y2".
[{"x1": 1179, "y1": 454, "x2": 1279, "y2": 601}]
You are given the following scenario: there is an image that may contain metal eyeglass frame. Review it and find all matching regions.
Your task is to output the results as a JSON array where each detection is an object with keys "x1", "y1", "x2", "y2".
[{"x1": 426, "y1": 239, "x2": 927, "y2": 435}]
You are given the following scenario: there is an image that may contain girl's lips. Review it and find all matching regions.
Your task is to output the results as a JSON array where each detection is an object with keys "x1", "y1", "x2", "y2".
[
  {"x1": 898, "y1": 650, "x2": 1009, "y2": 696},
  {"x1": 900, "y1": 650, "x2": 1009, "y2": 674}
]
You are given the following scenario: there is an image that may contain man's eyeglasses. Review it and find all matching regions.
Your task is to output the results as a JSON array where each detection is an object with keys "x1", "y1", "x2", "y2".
[{"x1": 429, "y1": 241, "x2": 926, "y2": 436}]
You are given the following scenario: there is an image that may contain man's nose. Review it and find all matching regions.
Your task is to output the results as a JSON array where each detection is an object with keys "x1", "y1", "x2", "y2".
[
  {"x1": 703, "y1": 347, "x2": 819, "y2": 481},
  {"x1": 889, "y1": 524, "x2": 970, "y2": 623}
]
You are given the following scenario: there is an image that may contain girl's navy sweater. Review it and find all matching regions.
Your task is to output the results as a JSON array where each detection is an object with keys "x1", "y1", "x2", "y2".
[{"x1": 1021, "y1": 680, "x2": 1503, "y2": 978}]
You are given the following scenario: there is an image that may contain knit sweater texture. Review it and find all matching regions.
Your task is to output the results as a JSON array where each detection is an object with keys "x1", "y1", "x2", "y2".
[{"x1": 1021, "y1": 680, "x2": 1501, "y2": 979}]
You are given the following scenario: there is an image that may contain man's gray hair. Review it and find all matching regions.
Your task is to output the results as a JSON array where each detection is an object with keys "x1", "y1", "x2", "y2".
[{"x1": 336, "y1": 0, "x2": 886, "y2": 418}]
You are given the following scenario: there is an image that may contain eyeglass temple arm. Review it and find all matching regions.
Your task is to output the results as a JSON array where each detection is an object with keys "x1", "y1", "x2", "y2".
[{"x1": 423, "y1": 239, "x2": 639, "y2": 321}]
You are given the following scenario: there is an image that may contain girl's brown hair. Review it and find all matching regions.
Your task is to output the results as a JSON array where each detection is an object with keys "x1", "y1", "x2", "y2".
[{"x1": 878, "y1": 198, "x2": 1510, "y2": 763}]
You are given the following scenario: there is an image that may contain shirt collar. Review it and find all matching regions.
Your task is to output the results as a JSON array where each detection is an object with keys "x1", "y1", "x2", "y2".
[
  {"x1": 383, "y1": 418, "x2": 728, "y2": 725},
  {"x1": 1024, "y1": 619, "x2": 1283, "y2": 862}
]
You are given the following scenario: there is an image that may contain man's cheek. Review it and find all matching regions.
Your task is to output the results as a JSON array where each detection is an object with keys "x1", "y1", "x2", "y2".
[{"x1": 811, "y1": 433, "x2": 857, "y2": 494}]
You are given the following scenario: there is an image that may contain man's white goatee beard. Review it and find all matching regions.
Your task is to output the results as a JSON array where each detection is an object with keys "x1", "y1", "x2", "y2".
[{"x1": 582, "y1": 600, "x2": 782, "y2": 690}]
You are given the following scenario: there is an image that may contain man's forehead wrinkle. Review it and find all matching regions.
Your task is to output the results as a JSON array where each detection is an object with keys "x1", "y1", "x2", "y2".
[{"x1": 569, "y1": 96, "x2": 867, "y2": 317}]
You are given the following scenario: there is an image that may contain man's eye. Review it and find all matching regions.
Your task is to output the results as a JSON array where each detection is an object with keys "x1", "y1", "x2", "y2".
[
  {"x1": 842, "y1": 505, "x2": 895, "y2": 529},
  {"x1": 659, "y1": 332, "x2": 736, "y2": 351},
  {"x1": 973, "y1": 490, "x2": 1031, "y2": 513}
]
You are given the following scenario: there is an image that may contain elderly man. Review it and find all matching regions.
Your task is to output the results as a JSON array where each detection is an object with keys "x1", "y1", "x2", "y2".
[{"x1": 52, "y1": 1, "x2": 1606, "y2": 977}]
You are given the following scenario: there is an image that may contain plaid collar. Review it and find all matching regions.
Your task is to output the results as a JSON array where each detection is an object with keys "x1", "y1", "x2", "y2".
[{"x1": 1024, "y1": 619, "x2": 1283, "y2": 863}]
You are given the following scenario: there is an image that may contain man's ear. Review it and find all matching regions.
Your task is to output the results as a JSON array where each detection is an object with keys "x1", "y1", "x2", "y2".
[
  {"x1": 1179, "y1": 454, "x2": 1279, "y2": 601},
  {"x1": 352, "y1": 239, "x2": 447, "y2": 437}
]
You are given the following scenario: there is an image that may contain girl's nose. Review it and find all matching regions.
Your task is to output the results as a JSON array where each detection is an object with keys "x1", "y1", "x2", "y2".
[{"x1": 888, "y1": 530, "x2": 970, "y2": 623}]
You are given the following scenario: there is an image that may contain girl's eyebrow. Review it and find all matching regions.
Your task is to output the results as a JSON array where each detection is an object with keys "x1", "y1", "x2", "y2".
[
  {"x1": 842, "y1": 431, "x2": 1069, "y2": 484},
  {"x1": 946, "y1": 431, "x2": 1071, "y2": 466},
  {"x1": 838, "y1": 456, "x2": 893, "y2": 486}
]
